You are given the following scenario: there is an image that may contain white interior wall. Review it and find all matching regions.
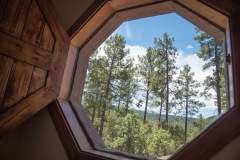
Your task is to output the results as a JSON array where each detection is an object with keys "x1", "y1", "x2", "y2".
[{"x1": 0, "y1": 108, "x2": 68, "y2": 160}]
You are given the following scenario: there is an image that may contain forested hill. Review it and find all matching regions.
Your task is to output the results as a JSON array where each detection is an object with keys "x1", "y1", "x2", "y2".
[
  {"x1": 135, "y1": 110, "x2": 216, "y2": 125},
  {"x1": 135, "y1": 110, "x2": 195, "y2": 124}
]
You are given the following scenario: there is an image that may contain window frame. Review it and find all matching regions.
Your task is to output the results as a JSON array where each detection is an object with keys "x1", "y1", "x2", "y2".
[{"x1": 49, "y1": 0, "x2": 240, "y2": 160}]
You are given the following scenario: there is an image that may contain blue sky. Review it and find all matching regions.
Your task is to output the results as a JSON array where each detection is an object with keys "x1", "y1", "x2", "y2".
[
  {"x1": 99, "y1": 13, "x2": 218, "y2": 118},
  {"x1": 114, "y1": 13, "x2": 200, "y2": 54}
]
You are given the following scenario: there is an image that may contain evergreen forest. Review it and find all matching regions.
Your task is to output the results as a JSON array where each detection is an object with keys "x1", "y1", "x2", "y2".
[{"x1": 82, "y1": 28, "x2": 226, "y2": 158}]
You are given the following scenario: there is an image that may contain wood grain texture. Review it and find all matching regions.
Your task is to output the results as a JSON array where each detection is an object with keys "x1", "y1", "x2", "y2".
[
  {"x1": 59, "y1": 44, "x2": 78, "y2": 100},
  {"x1": 28, "y1": 67, "x2": 48, "y2": 95},
  {"x1": 0, "y1": 0, "x2": 19, "y2": 35},
  {"x1": 0, "y1": 0, "x2": 31, "y2": 38},
  {"x1": 199, "y1": 0, "x2": 240, "y2": 15},
  {"x1": 21, "y1": 0, "x2": 46, "y2": 46},
  {"x1": 70, "y1": 101, "x2": 106, "y2": 150},
  {"x1": 1, "y1": 61, "x2": 33, "y2": 112},
  {"x1": 48, "y1": 100, "x2": 81, "y2": 160},
  {"x1": 117, "y1": 1, "x2": 173, "y2": 22},
  {"x1": 39, "y1": 24, "x2": 55, "y2": 52},
  {"x1": 57, "y1": 99, "x2": 92, "y2": 150},
  {"x1": 71, "y1": 3, "x2": 114, "y2": 48},
  {"x1": 0, "y1": 32, "x2": 52, "y2": 70},
  {"x1": 230, "y1": 11, "x2": 240, "y2": 107},
  {"x1": 67, "y1": 0, "x2": 107, "y2": 38},
  {"x1": 0, "y1": 87, "x2": 57, "y2": 136},
  {"x1": 176, "y1": 0, "x2": 228, "y2": 29},
  {"x1": 0, "y1": 0, "x2": 7, "y2": 20},
  {"x1": 46, "y1": 40, "x2": 70, "y2": 95},
  {"x1": 109, "y1": 0, "x2": 158, "y2": 11},
  {"x1": 0, "y1": 55, "x2": 13, "y2": 108},
  {"x1": 36, "y1": 0, "x2": 69, "y2": 41}
]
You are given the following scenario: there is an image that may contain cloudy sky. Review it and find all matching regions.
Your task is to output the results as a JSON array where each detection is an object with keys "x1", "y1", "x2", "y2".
[{"x1": 98, "y1": 13, "x2": 218, "y2": 118}]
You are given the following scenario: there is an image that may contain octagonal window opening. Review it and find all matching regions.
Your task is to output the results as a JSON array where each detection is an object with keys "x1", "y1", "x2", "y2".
[{"x1": 80, "y1": 12, "x2": 230, "y2": 159}]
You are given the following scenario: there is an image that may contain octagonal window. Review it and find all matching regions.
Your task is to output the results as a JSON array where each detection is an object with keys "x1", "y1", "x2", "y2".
[{"x1": 81, "y1": 12, "x2": 229, "y2": 159}]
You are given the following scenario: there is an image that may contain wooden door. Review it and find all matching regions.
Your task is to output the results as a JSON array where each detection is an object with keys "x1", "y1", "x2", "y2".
[{"x1": 0, "y1": 0, "x2": 69, "y2": 136}]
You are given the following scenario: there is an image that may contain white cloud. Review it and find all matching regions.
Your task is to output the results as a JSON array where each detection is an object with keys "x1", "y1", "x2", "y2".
[
  {"x1": 126, "y1": 44, "x2": 146, "y2": 63},
  {"x1": 175, "y1": 51, "x2": 213, "y2": 82},
  {"x1": 186, "y1": 45, "x2": 194, "y2": 49},
  {"x1": 125, "y1": 23, "x2": 132, "y2": 39}
]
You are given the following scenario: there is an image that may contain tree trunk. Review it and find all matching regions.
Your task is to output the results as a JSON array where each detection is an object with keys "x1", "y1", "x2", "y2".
[
  {"x1": 184, "y1": 96, "x2": 188, "y2": 144},
  {"x1": 143, "y1": 81, "x2": 150, "y2": 124},
  {"x1": 125, "y1": 83, "x2": 130, "y2": 114},
  {"x1": 117, "y1": 97, "x2": 121, "y2": 111},
  {"x1": 99, "y1": 60, "x2": 114, "y2": 137},
  {"x1": 214, "y1": 42, "x2": 222, "y2": 115},
  {"x1": 184, "y1": 77, "x2": 189, "y2": 144},
  {"x1": 158, "y1": 97, "x2": 163, "y2": 127},
  {"x1": 91, "y1": 94, "x2": 98, "y2": 122},
  {"x1": 99, "y1": 103, "x2": 106, "y2": 137},
  {"x1": 166, "y1": 53, "x2": 169, "y2": 125}
]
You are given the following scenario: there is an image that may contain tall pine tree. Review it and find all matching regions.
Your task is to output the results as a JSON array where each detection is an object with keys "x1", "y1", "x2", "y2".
[
  {"x1": 194, "y1": 28, "x2": 225, "y2": 114},
  {"x1": 174, "y1": 64, "x2": 205, "y2": 143},
  {"x1": 154, "y1": 33, "x2": 178, "y2": 125}
]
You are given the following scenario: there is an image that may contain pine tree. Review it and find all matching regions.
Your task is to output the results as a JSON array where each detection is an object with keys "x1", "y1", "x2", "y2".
[
  {"x1": 194, "y1": 28, "x2": 225, "y2": 114},
  {"x1": 98, "y1": 34, "x2": 130, "y2": 137},
  {"x1": 174, "y1": 64, "x2": 205, "y2": 143},
  {"x1": 114, "y1": 57, "x2": 138, "y2": 114},
  {"x1": 154, "y1": 33, "x2": 178, "y2": 125},
  {"x1": 138, "y1": 47, "x2": 155, "y2": 124}
]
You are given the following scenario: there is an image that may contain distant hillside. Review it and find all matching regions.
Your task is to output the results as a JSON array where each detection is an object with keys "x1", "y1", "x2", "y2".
[{"x1": 135, "y1": 110, "x2": 195, "y2": 125}]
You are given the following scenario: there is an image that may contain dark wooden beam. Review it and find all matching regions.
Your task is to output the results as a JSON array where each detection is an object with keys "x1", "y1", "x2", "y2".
[
  {"x1": 0, "y1": 87, "x2": 57, "y2": 136},
  {"x1": 0, "y1": 32, "x2": 52, "y2": 70},
  {"x1": 67, "y1": 0, "x2": 107, "y2": 38}
]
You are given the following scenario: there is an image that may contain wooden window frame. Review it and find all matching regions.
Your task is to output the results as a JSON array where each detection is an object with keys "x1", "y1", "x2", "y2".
[{"x1": 49, "y1": 0, "x2": 240, "y2": 160}]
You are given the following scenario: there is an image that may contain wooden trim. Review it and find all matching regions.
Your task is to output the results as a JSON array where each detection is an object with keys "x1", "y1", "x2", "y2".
[
  {"x1": 0, "y1": 87, "x2": 57, "y2": 136},
  {"x1": 230, "y1": 11, "x2": 240, "y2": 107},
  {"x1": 176, "y1": 0, "x2": 228, "y2": 29},
  {"x1": 70, "y1": 51, "x2": 90, "y2": 104},
  {"x1": 36, "y1": 0, "x2": 69, "y2": 41},
  {"x1": 170, "y1": 107, "x2": 240, "y2": 160},
  {"x1": 80, "y1": 14, "x2": 122, "y2": 56},
  {"x1": 109, "y1": 0, "x2": 162, "y2": 11},
  {"x1": 0, "y1": 32, "x2": 52, "y2": 70},
  {"x1": 57, "y1": 98, "x2": 92, "y2": 150},
  {"x1": 59, "y1": 44, "x2": 78, "y2": 100},
  {"x1": 117, "y1": 1, "x2": 173, "y2": 22},
  {"x1": 70, "y1": 3, "x2": 115, "y2": 48},
  {"x1": 49, "y1": 99, "x2": 120, "y2": 160},
  {"x1": 70, "y1": 101, "x2": 106, "y2": 150},
  {"x1": 48, "y1": 100, "x2": 80, "y2": 160},
  {"x1": 53, "y1": 0, "x2": 240, "y2": 160},
  {"x1": 67, "y1": 0, "x2": 107, "y2": 38},
  {"x1": 46, "y1": 40, "x2": 70, "y2": 95},
  {"x1": 199, "y1": 0, "x2": 240, "y2": 16}
]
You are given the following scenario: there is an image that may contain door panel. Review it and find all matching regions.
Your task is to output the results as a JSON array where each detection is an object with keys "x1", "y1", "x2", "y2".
[{"x1": 0, "y1": 0, "x2": 69, "y2": 136}]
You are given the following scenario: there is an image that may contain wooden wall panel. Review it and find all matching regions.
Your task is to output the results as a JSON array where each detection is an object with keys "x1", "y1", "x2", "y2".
[
  {"x1": 1, "y1": 61, "x2": 33, "y2": 112},
  {"x1": 0, "y1": 55, "x2": 14, "y2": 108},
  {"x1": 0, "y1": 32, "x2": 52, "y2": 70},
  {"x1": 0, "y1": 0, "x2": 7, "y2": 21},
  {"x1": 28, "y1": 67, "x2": 48, "y2": 95},
  {"x1": 39, "y1": 24, "x2": 55, "y2": 52},
  {"x1": 0, "y1": 0, "x2": 69, "y2": 137},
  {"x1": 21, "y1": 0, "x2": 46, "y2": 46},
  {"x1": 0, "y1": 0, "x2": 31, "y2": 38}
]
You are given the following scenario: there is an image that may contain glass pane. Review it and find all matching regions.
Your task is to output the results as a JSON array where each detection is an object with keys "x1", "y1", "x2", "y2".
[{"x1": 82, "y1": 13, "x2": 227, "y2": 158}]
